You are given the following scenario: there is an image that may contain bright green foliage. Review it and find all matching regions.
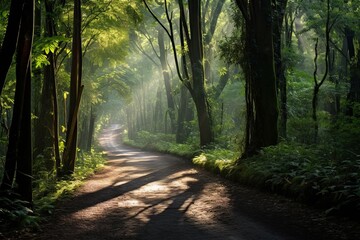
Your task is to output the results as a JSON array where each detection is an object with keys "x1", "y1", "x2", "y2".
[
  {"x1": 126, "y1": 113, "x2": 360, "y2": 216},
  {"x1": 124, "y1": 131, "x2": 198, "y2": 158},
  {"x1": 33, "y1": 36, "x2": 70, "y2": 69},
  {"x1": 34, "y1": 150, "x2": 105, "y2": 209},
  {"x1": 193, "y1": 149, "x2": 236, "y2": 174}
]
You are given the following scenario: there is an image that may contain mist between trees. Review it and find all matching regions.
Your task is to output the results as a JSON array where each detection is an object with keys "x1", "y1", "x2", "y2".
[{"x1": 1, "y1": 0, "x2": 360, "y2": 225}]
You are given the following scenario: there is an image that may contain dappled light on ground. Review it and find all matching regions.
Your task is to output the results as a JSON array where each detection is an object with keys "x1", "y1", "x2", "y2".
[{"x1": 34, "y1": 129, "x2": 359, "y2": 240}]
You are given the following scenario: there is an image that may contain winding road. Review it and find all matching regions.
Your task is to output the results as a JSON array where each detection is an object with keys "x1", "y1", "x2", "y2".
[{"x1": 33, "y1": 127, "x2": 359, "y2": 240}]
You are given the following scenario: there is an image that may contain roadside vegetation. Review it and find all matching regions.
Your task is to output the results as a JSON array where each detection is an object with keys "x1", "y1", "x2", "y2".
[
  {"x1": 1, "y1": 0, "x2": 360, "y2": 236},
  {"x1": 0, "y1": 150, "x2": 105, "y2": 232},
  {"x1": 124, "y1": 116, "x2": 360, "y2": 219}
]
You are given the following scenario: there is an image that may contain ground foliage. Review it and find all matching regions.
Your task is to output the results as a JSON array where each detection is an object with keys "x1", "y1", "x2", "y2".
[
  {"x1": 124, "y1": 116, "x2": 360, "y2": 219},
  {"x1": 0, "y1": 150, "x2": 105, "y2": 233}
]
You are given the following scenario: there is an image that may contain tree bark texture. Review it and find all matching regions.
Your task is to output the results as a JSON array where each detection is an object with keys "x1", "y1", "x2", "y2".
[
  {"x1": 158, "y1": 30, "x2": 176, "y2": 133},
  {"x1": 0, "y1": 0, "x2": 34, "y2": 204},
  {"x1": 176, "y1": 84, "x2": 193, "y2": 143},
  {"x1": 273, "y1": 0, "x2": 288, "y2": 139},
  {"x1": 63, "y1": 0, "x2": 82, "y2": 175},
  {"x1": 0, "y1": 0, "x2": 25, "y2": 95},
  {"x1": 236, "y1": 0, "x2": 279, "y2": 157},
  {"x1": 187, "y1": 0, "x2": 214, "y2": 147},
  {"x1": 36, "y1": 0, "x2": 60, "y2": 171}
]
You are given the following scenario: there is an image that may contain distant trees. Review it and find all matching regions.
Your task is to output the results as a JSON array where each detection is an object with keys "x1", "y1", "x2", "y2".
[{"x1": 143, "y1": 0, "x2": 215, "y2": 147}]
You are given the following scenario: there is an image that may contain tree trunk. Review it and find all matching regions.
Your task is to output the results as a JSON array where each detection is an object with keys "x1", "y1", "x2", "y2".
[
  {"x1": 36, "y1": 0, "x2": 60, "y2": 171},
  {"x1": 1, "y1": 0, "x2": 34, "y2": 204},
  {"x1": 86, "y1": 107, "x2": 96, "y2": 152},
  {"x1": 158, "y1": 30, "x2": 176, "y2": 133},
  {"x1": 188, "y1": 0, "x2": 214, "y2": 147},
  {"x1": 236, "y1": 0, "x2": 279, "y2": 157},
  {"x1": 273, "y1": 0, "x2": 288, "y2": 139},
  {"x1": 0, "y1": 0, "x2": 25, "y2": 95},
  {"x1": 345, "y1": 28, "x2": 360, "y2": 116},
  {"x1": 176, "y1": 84, "x2": 191, "y2": 143},
  {"x1": 203, "y1": 0, "x2": 226, "y2": 83},
  {"x1": 153, "y1": 81, "x2": 163, "y2": 132},
  {"x1": 63, "y1": 0, "x2": 82, "y2": 175}
]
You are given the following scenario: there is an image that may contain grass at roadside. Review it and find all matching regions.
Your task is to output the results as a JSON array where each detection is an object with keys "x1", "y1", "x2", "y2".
[
  {"x1": 0, "y1": 150, "x2": 106, "y2": 233},
  {"x1": 124, "y1": 131, "x2": 360, "y2": 219}
]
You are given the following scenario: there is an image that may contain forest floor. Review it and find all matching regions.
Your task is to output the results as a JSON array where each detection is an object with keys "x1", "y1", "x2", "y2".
[{"x1": 11, "y1": 127, "x2": 360, "y2": 240}]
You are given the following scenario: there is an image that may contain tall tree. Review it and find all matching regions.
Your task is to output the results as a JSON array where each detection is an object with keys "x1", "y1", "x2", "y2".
[
  {"x1": 273, "y1": 0, "x2": 288, "y2": 138},
  {"x1": 36, "y1": 0, "x2": 61, "y2": 172},
  {"x1": 185, "y1": 0, "x2": 214, "y2": 146},
  {"x1": 312, "y1": 0, "x2": 331, "y2": 142},
  {"x1": 345, "y1": 26, "x2": 360, "y2": 116},
  {"x1": 0, "y1": 0, "x2": 34, "y2": 204},
  {"x1": 158, "y1": 29, "x2": 176, "y2": 133},
  {"x1": 203, "y1": 0, "x2": 227, "y2": 83},
  {"x1": 235, "y1": 0, "x2": 279, "y2": 157},
  {"x1": 0, "y1": 0, "x2": 25, "y2": 95},
  {"x1": 144, "y1": 0, "x2": 214, "y2": 146},
  {"x1": 62, "y1": 0, "x2": 83, "y2": 175}
]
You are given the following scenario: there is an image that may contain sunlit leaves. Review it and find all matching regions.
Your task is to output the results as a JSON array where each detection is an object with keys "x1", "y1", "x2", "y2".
[{"x1": 33, "y1": 36, "x2": 70, "y2": 69}]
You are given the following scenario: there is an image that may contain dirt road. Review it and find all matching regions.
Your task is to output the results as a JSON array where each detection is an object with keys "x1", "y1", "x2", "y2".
[{"x1": 33, "y1": 128, "x2": 359, "y2": 240}]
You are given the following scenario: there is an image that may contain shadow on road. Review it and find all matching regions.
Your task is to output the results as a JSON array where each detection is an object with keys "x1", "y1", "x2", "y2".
[{"x1": 34, "y1": 128, "x2": 360, "y2": 240}]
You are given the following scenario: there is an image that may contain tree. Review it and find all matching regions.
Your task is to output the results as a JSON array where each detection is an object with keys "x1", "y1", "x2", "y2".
[
  {"x1": 235, "y1": 0, "x2": 279, "y2": 157},
  {"x1": 62, "y1": 0, "x2": 83, "y2": 175},
  {"x1": 346, "y1": 26, "x2": 360, "y2": 116},
  {"x1": 273, "y1": 0, "x2": 288, "y2": 138},
  {"x1": 157, "y1": 29, "x2": 176, "y2": 133},
  {"x1": 144, "y1": 0, "x2": 214, "y2": 146},
  {"x1": 0, "y1": 0, "x2": 25, "y2": 95},
  {"x1": 0, "y1": 0, "x2": 34, "y2": 204},
  {"x1": 36, "y1": 0, "x2": 61, "y2": 172}
]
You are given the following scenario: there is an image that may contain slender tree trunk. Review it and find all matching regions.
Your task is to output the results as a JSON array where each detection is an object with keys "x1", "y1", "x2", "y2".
[
  {"x1": 158, "y1": 30, "x2": 176, "y2": 133},
  {"x1": 86, "y1": 107, "x2": 96, "y2": 152},
  {"x1": 153, "y1": 82, "x2": 163, "y2": 132},
  {"x1": 203, "y1": 0, "x2": 226, "y2": 83},
  {"x1": 45, "y1": 0, "x2": 61, "y2": 173},
  {"x1": 0, "y1": 0, "x2": 25, "y2": 95},
  {"x1": 33, "y1": 1, "x2": 42, "y2": 160},
  {"x1": 36, "y1": 0, "x2": 59, "y2": 171},
  {"x1": 273, "y1": 0, "x2": 288, "y2": 139},
  {"x1": 345, "y1": 27, "x2": 360, "y2": 116},
  {"x1": 176, "y1": 85, "x2": 190, "y2": 143},
  {"x1": 312, "y1": 0, "x2": 330, "y2": 142},
  {"x1": 63, "y1": 0, "x2": 82, "y2": 175}
]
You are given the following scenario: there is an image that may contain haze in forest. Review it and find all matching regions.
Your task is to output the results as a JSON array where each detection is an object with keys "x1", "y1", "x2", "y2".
[{"x1": 1, "y1": 0, "x2": 360, "y2": 235}]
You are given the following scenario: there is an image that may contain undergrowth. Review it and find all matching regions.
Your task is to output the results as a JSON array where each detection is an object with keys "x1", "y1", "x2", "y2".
[
  {"x1": 124, "y1": 125, "x2": 360, "y2": 219},
  {"x1": 0, "y1": 150, "x2": 105, "y2": 232},
  {"x1": 124, "y1": 131, "x2": 198, "y2": 158}
]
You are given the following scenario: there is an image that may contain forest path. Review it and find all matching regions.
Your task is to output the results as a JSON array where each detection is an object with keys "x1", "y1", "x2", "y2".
[{"x1": 33, "y1": 127, "x2": 359, "y2": 240}]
